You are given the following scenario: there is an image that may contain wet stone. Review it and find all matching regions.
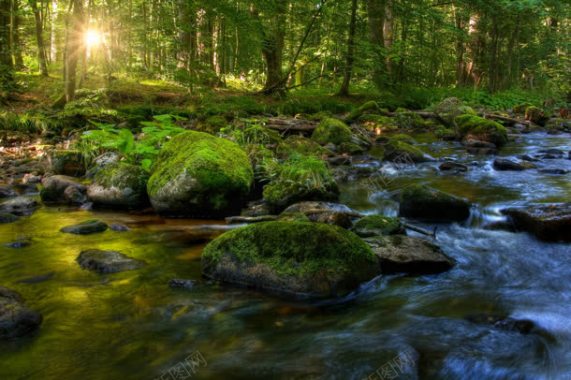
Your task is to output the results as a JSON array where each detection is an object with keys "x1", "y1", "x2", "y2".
[
  {"x1": 76, "y1": 249, "x2": 145, "y2": 274},
  {"x1": 61, "y1": 220, "x2": 109, "y2": 235}
]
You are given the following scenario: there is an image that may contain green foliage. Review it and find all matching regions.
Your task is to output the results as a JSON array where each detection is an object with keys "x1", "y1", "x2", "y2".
[
  {"x1": 312, "y1": 117, "x2": 353, "y2": 145},
  {"x1": 221, "y1": 119, "x2": 283, "y2": 147}
]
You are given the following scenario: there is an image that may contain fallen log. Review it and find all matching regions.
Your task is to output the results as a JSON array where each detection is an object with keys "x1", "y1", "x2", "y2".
[{"x1": 265, "y1": 118, "x2": 318, "y2": 134}]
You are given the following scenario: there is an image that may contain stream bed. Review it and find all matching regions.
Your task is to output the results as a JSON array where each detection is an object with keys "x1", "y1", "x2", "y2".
[{"x1": 1, "y1": 132, "x2": 570, "y2": 380}]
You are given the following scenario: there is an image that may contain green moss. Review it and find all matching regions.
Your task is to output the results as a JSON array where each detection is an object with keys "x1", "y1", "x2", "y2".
[
  {"x1": 394, "y1": 109, "x2": 431, "y2": 129},
  {"x1": 383, "y1": 139, "x2": 428, "y2": 162},
  {"x1": 196, "y1": 115, "x2": 228, "y2": 134},
  {"x1": 276, "y1": 136, "x2": 330, "y2": 159},
  {"x1": 203, "y1": 221, "x2": 375, "y2": 277},
  {"x1": 278, "y1": 212, "x2": 311, "y2": 222},
  {"x1": 311, "y1": 118, "x2": 353, "y2": 146},
  {"x1": 435, "y1": 127, "x2": 456, "y2": 140},
  {"x1": 147, "y1": 131, "x2": 253, "y2": 212},
  {"x1": 263, "y1": 155, "x2": 338, "y2": 210},
  {"x1": 353, "y1": 215, "x2": 404, "y2": 237},
  {"x1": 455, "y1": 114, "x2": 508, "y2": 146},
  {"x1": 94, "y1": 162, "x2": 148, "y2": 190},
  {"x1": 358, "y1": 115, "x2": 397, "y2": 132},
  {"x1": 338, "y1": 142, "x2": 365, "y2": 155},
  {"x1": 388, "y1": 134, "x2": 416, "y2": 144},
  {"x1": 345, "y1": 101, "x2": 381, "y2": 123}
]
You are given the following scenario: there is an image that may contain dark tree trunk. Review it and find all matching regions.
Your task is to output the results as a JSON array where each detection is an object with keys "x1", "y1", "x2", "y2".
[
  {"x1": 30, "y1": 0, "x2": 49, "y2": 76},
  {"x1": 367, "y1": 0, "x2": 386, "y2": 88},
  {"x1": 11, "y1": 0, "x2": 24, "y2": 69},
  {"x1": 64, "y1": 0, "x2": 84, "y2": 103},
  {"x1": 261, "y1": 0, "x2": 287, "y2": 95},
  {"x1": 0, "y1": 0, "x2": 14, "y2": 89},
  {"x1": 338, "y1": 0, "x2": 358, "y2": 96}
]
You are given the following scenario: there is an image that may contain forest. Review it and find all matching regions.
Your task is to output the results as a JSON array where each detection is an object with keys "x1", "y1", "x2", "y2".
[{"x1": 0, "y1": 0, "x2": 571, "y2": 379}]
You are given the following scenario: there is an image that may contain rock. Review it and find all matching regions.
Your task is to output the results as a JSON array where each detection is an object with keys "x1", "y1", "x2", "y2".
[
  {"x1": 0, "y1": 186, "x2": 17, "y2": 199},
  {"x1": 225, "y1": 215, "x2": 279, "y2": 224},
  {"x1": 168, "y1": 279, "x2": 196, "y2": 290},
  {"x1": 147, "y1": 131, "x2": 254, "y2": 218},
  {"x1": 439, "y1": 161, "x2": 469, "y2": 173},
  {"x1": 4, "y1": 238, "x2": 32, "y2": 248},
  {"x1": 47, "y1": 150, "x2": 85, "y2": 177},
  {"x1": 0, "y1": 196, "x2": 38, "y2": 216},
  {"x1": 538, "y1": 149, "x2": 565, "y2": 159},
  {"x1": 483, "y1": 221, "x2": 517, "y2": 232},
  {"x1": 399, "y1": 185, "x2": 471, "y2": 222},
  {"x1": 281, "y1": 202, "x2": 359, "y2": 228},
  {"x1": 241, "y1": 201, "x2": 273, "y2": 217},
  {"x1": 22, "y1": 173, "x2": 42, "y2": 185},
  {"x1": 353, "y1": 215, "x2": 405, "y2": 237},
  {"x1": 466, "y1": 314, "x2": 535, "y2": 334},
  {"x1": 0, "y1": 286, "x2": 43, "y2": 339},
  {"x1": 87, "y1": 162, "x2": 149, "y2": 209},
  {"x1": 86, "y1": 152, "x2": 121, "y2": 178},
  {"x1": 493, "y1": 158, "x2": 536, "y2": 171},
  {"x1": 0, "y1": 213, "x2": 19, "y2": 224},
  {"x1": 383, "y1": 139, "x2": 434, "y2": 163},
  {"x1": 202, "y1": 222, "x2": 379, "y2": 298},
  {"x1": 327, "y1": 156, "x2": 352, "y2": 166},
  {"x1": 455, "y1": 115, "x2": 509, "y2": 147},
  {"x1": 263, "y1": 156, "x2": 339, "y2": 213},
  {"x1": 366, "y1": 235, "x2": 454, "y2": 275},
  {"x1": 276, "y1": 136, "x2": 331, "y2": 159},
  {"x1": 525, "y1": 106, "x2": 548, "y2": 126},
  {"x1": 502, "y1": 203, "x2": 571, "y2": 242},
  {"x1": 40, "y1": 175, "x2": 87, "y2": 205},
  {"x1": 519, "y1": 154, "x2": 540, "y2": 162},
  {"x1": 465, "y1": 139, "x2": 498, "y2": 155},
  {"x1": 61, "y1": 220, "x2": 108, "y2": 235},
  {"x1": 76, "y1": 249, "x2": 145, "y2": 274},
  {"x1": 110, "y1": 223, "x2": 130, "y2": 232},
  {"x1": 539, "y1": 169, "x2": 569, "y2": 175},
  {"x1": 546, "y1": 118, "x2": 571, "y2": 133},
  {"x1": 434, "y1": 98, "x2": 477, "y2": 127},
  {"x1": 17, "y1": 272, "x2": 55, "y2": 284},
  {"x1": 311, "y1": 118, "x2": 353, "y2": 146},
  {"x1": 345, "y1": 101, "x2": 381, "y2": 123}
]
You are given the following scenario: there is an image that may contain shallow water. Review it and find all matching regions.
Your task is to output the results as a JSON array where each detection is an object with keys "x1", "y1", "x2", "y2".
[{"x1": 1, "y1": 132, "x2": 571, "y2": 379}]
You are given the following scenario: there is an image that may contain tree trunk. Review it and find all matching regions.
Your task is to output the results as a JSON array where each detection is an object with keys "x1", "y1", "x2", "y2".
[
  {"x1": 367, "y1": 0, "x2": 386, "y2": 88},
  {"x1": 11, "y1": 0, "x2": 24, "y2": 69},
  {"x1": 30, "y1": 0, "x2": 49, "y2": 76},
  {"x1": 0, "y1": 0, "x2": 13, "y2": 89},
  {"x1": 64, "y1": 0, "x2": 84, "y2": 103},
  {"x1": 338, "y1": 0, "x2": 358, "y2": 96},
  {"x1": 260, "y1": 0, "x2": 287, "y2": 95}
]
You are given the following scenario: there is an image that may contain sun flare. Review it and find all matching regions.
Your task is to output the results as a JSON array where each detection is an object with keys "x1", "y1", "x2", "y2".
[{"x1": 84, "y1": 29, "x2": 102, "y2": 47}]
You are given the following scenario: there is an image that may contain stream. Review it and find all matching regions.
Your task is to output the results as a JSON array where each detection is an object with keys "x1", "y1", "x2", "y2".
[{"x1": 1, "y1": 132, "x2": 570, "y2": 380}]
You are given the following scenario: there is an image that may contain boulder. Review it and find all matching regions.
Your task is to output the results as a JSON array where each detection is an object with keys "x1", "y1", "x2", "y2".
[
  {"x1": 493, "y1": 158, "x2": 536, "y2": 171},
  {"x1": 0, "y1": 213, "x2": 19, "y2": 224},
  {"x1": 433, "y1": 97, "x2": 477, "y2": 127},
  {"x1": 202, "y1": 221, "x2": 379, "y2": 298},
  {"x1": 76, "y1": 249, "x2": 145, "y2": 274},
  {"x1": 0, "y1": 196, "x2": 38, "y2": 216},
  {"x1": 399, "y1": 185, "x2": 471, "y2": 222},
  {"x1": 0, "y1": 186, "x2": 17, "y2": 199},
  {"x1": 47, "y1": 150, "x2": 85, "y2": 177},
  {"x1": 439, "y1": 161, "x2": 469, "y2": 173},
  {"x1": 366, "y1": 235, "x2": 454, "y2": 275},
  {"x1": 85, "y1": 152, "x2": 121, "y2": 178},
  {"x1": 87, "y1": 162, "x2": 149, "y2": 209},
  {"x1": 281, "y1": 201, "x2": 359, "y2": 228},
  {"x1": 465, "y1": 139, "x2": 498, "y2": 155},
  {"x1": 352, "y1": 215, "x2": 405, "y2": 237},
  {"x1": 147, "y1": 131, "x2": 253, "y2": 218},
  {"x1": 40, "y1": 175, "x2": 87, "y2": 205},
  {"x1": 61, "y1": 220, "x2": 108, "y2": 235},
  {"x1": 502, "y1": 203, "x2": 571, "y2": 242},
  {"x1": 311, "y1": 118, "x2": 353, "y2": 146},
  {"x1": 168, "y1": 279, "x2": 196, "y2": 290},
  {"x1": 0, "y1": 287, "x2": 43, "y2": 339},
  {"x1": 455, "y1": 115, "x2": 508, "y2": 147},
  {"x1": 383, "y1": 139, "x2": 434, "y2": 163},
  {"x1": 524, "y1": 106, "x2": 548, "y2": 126}
]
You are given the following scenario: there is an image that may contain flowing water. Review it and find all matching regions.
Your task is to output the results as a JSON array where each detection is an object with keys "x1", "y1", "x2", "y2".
[{"x1": 1, "y1": 132, "x2": 570, "y2": 380}]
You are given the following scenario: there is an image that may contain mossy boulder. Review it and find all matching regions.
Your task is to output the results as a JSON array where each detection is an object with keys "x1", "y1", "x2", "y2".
[
  {"x1": 276, "y1": 136, "x2": 331, "y2": 159},
  {"x1": 281, "y1": 202, "x2": 359, "y2": 228},
  {"x1": 312, "y1": 118, "x2": 353, "y2": 146},
  {"x1": 87, "y1": 162, "x2": 149, "y2": 209},
  {"x1": 502, "y1": 203, "x2": 571, "y2": 243},
  {"x1": 455, "y1": 115, "x2": 508, "y2": 147},
  {"x1": 47, "y1": 150, "x2": 85, "y2": 177},
  {"x1": 394, "y1": 109, "x2": 431, "y2": 129},
  {"x1": 195, "y1": 115, "x2": 228, "y2": 134},
  {"x1": 353, "y1": 215, "x2": 405, "y2": 238},
  {"x1": 263, "y1": 156, "x2": 339, "y2": 212},
  {"x1": 545, "y1": 118, "x2": 571, "y2": 133},
  {"x1": 359, "y1": 114, "x2": 398, "y2": 133},
  {"x1": 147, "y1": 131, "x2": 254, "y2": 218},
  {"x1": 525, "y1": 106, "x2": 548, "y2": 126},
  {"x1": 433, "y1": 97, "x2": 476, "y2": 127},
  {"x1": 345, "y1": 101, "x2": 381, "y2": 123},
  {"x1": 383, "y1": 139, "x2": 433, "y2": 163},
  {"x1": 40, "y1": 175, "x2": 87, "y2": 205},
  {"x1": 399, "y1": 185, "x2": 471, "y2": 222},
  {"x1": 202, "y1": 221, "x2": 379, "y2": 298}
]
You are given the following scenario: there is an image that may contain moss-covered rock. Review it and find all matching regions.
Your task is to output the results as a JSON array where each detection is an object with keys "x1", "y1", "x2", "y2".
[
  {"x1": 281, "y1": 201, "x2": 358, "y2": 228},
  {"x1": 147, "y1": 131, "x2": 254, "y2": 218},
  {"x1": 433, "y1": 97, "x2": 476, "y2": 127},
  {"x1": 455, "y1": 115, "x2": 508, "y2": 147},
  {"x1": 435, "y1": 126, "x2": 457, "y2": 141},
  {"x1": 359, "y1": 114, "x2": 398, "y2": 133},
  {"x1": 545, "y1": 118, "x2": 571, "y2": 133},
  {"x1": 525, "y1": 106, "x2": 548, "y2": 126},
  {"x1": 394, "y1": 109, "x2": 431, "y2": 130},
  {"x1": 87, "y1": 162, "x2": 149, "y2": 209},
  {"x1": 195, "y1": 115, "x2": 228, "y2": 134},
  {"x1": 345, "y1": 101, "x2": 381, "y2": 123},
  {"x1": 312, "y1": 118, "x2": 353, "y2": 146},
  {"x1": 353, "y1": 215, "x2": 405, "y2": 237},
  {"x1": 47, "y1": 150, "x2": 85, "y2": 177},
  {"x1": 202, "y1": 221, "x2": 379, "y2": 298},
  {"x1": 399, "y1": 185, "x2": 471, "y2": 222},
  {"x1": 263, "y1": 156, "x2": 339, "y2": 212},
  {"x1": 338, "y1": 142, "x2": 366, "y2": 155},
  {"x1": 383, "y1": 139, "x2": 433, "y2": 163},
  {"x1": 276, "y1": 136, "x2": 331, "y2": 159}
]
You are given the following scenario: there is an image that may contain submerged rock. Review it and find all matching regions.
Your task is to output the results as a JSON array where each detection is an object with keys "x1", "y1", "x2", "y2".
[
  {"x1": 4, "y1": 238, "x2": 32, "y2": 249},
  {"x1": 76, "y1": 249, "x2": 145, "y2": 274},
  {"x1": 465, "y1": 139, "x2": 498, "y2": 155},
  {"x1": 147, "y1": 131, "x2": 253, "y2": 218},
  {"x1": 61, "y1": 220, "x2": 108, "y2": 235},
  {"x1": 0, "y1": 287, "x2": 43, "y2": 339},
  {"x1": 465, "y1": 314, "x2": 535, "y2": 335},
  {"x1": 0, "y1": 186, "x2": 17, "y2": 199},
  {"x1": 0, "y1": 196, "x2": 38, "y2": 216},
  {"x1": 168, "y1": 279, "x2": 196, "y2": 290},
  {"x1": 202, "y1": 222, "x2": 379, "y2": 298},
  {"x1": 353, "y1": 215, "x2": 405, "y2": 237},
  {"x1": 40, "y1": 175, "x2": 87, "y2": 205},
  {"x1": 399, "y1": 185, "x2": 471, "y2": 222},
  {"x1": 87, "y1": 162, "x2": 149, "y2": 209},
  {"x1": 281, "y1": 201, "x2": 359, "y2": 228},
  {"x1": 493, "y1": 158, "x2": 536, "y2": 171},
  {"x1": 439, "y1": 161, "x2": 469, "y2": 173},
  {"x1": 502, "y1": 203, "x2": 571, "y2": 242},
  {"x1": 0, "y1": 213, "x2": 19, "y2": 224},
  {"x1": 366, "y1": 235, "x2": 454, "y2": 275}
]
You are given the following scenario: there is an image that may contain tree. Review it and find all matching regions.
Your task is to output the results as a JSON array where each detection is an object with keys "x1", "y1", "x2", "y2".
[
  {"x1": 338, "y1": 0, "x2": 358, "y2": 96},
  {"x1": 29, "y1": 0, "x2": 49, "y2": 76},
  {"x1": 0, "y1": 0, "x2": 14, "y2": 91},
  {"x1": 64, "y1": 0, "x2": 84, "y2": 103}
]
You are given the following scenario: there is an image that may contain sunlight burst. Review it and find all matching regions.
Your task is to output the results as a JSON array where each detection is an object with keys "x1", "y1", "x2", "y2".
[{"x1": 84, "y1": 29, "x2": 102, "y2": 48}]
